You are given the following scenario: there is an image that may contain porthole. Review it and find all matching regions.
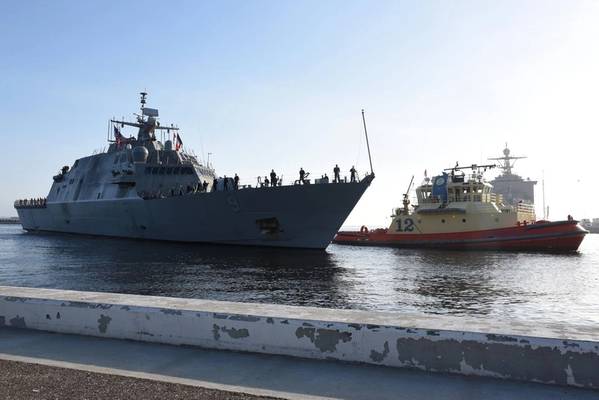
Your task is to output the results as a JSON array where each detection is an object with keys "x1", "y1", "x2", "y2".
[
  {"x1": 441, "y1": 219, "x2": 445, "y2": 223},
  {"x1": 462, "y1": 218, "x2": 466, "y2": 223}
]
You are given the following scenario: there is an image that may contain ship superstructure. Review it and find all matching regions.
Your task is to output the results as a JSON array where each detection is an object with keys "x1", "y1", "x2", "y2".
[
  {"x1": 15, "y1": 93, "x2": 374, "y2": 249},
  {"x1": 488, "y1": 145, "x2": 536, "y2": 206}
]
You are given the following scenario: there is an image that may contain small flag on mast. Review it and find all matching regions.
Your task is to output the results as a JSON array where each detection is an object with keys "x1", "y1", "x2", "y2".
[
  {"x1": 175, "y1": 133, "x2": 183, "y2": 151},
  {"x1": 114, "y1": 126, "x2": 123, "y2": 145}
]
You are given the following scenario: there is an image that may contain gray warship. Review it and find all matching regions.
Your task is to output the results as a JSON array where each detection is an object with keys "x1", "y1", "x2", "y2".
[{"x1": 15, "y1": 93, "x2": 374, "y2": 249}]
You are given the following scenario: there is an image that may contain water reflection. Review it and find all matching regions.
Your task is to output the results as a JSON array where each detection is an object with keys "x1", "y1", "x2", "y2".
[
  {"x1": 4, "y1": 229, "x2": 352, "y2": 308},
  {"x1": 1, "y1": 225, "x2": 598, "y2": 327},
  {"x1": 403, "y1": 250, "x2": 515, "y2": 315}
]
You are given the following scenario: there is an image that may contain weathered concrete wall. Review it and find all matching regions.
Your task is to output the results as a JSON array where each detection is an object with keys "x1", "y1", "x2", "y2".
[{"x1": 1, "y1": 286, "x2": 598, "y2": 390}]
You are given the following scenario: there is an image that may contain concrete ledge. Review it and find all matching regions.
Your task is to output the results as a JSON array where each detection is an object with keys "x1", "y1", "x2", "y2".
[{"x1": 1, "y1": 286, "x2": 598, "y2": 390}]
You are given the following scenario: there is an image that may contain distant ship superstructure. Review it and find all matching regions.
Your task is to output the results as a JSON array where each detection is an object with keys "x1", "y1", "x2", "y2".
[
  {"x1": 15, "y1": 93, "x2": 374, "y2": 249},
  {"x1": 488, "y1": 145, "x2": 537, "y2": 206}
]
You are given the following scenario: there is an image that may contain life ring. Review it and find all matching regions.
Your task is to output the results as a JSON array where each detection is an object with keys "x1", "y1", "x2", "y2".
[{"x1": 360, "y1": 225, "x2": 369, "y2": 234}]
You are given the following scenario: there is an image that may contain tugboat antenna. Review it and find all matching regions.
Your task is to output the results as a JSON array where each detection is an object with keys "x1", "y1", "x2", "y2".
[
  {"x1": 404, "y1": 175, "x2": 414, "y2": 199},
  {"x1": 361, "y1": 109, "x2": 374, "y2": 175}
]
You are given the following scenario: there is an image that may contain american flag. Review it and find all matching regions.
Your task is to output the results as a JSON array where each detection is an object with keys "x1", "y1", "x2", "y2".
[
  {"x1": 114, "y1": 126, "x2": 124, "y2": 145},
  {"x1": 175, "y1": 133, "x2": 183, "y2": 151}
]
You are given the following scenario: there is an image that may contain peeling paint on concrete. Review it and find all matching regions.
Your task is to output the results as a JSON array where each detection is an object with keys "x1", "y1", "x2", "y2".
[
  {"x1": 3, "y1": 297, "x2": 26, "y2": 302},
  {"x1": 68, "y1": 301, "x2": 112, "y2": 310},
  {"x1": 97, "y1": 315, "x2": 111, "y2": 334},
  {"x1": 229, "y1": 315, "x2": 260, "y2": 322},
  {"x1": 2, "y1": 286, "x2": 599, "y2": 390},
  {"x1": 370, "y1": 341, "x2": 390, "y2": 362},
  {"x1": 396, "y1": 337, "x2": 599, "y2": 387},
  {"x1": 295, "y1": 327, "x2": 315, "y2": 342},
  {"x1": 563, "y1": 341, "x2": 580, "y2": 348},
  {"x1": 222, "y1": 327, "x2": 250, "y2": 339},
  {"x1": 296, "y1": 327, "x2": 352, "y2": 353},
  {"x1": 160, "y1": 309, "x2": 182, "y2": 316},
  {"x1": 9, "y1": 315, "x2": 26, "y2": 328},
  {"x1": 487, "y1": 334, "x2": 518, "y2": 343}
]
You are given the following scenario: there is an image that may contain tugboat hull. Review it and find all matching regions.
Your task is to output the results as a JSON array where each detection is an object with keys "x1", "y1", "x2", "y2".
[{"x1": 334, "y1": 220, "x2": 588, "y2": 252}]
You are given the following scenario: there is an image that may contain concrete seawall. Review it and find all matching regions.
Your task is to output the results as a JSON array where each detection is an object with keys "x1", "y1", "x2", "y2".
[{"x1": 1, "y1": 286, "x2": 598, "y2": 390}]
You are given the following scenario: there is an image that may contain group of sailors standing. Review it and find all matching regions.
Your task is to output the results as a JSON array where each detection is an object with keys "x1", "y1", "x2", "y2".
[
  {"x1": 141, "y1": 164, "x2": 361, "y2": 200},
  {"x1": 261, "y1": 170, "x2": 280, "y2": 187},
  {"x1": 297, "y1": 164, "x2": 358, "y2": 184},
  {"x1": 15, "y1": 198, "x2": 47, "y2": 208}
]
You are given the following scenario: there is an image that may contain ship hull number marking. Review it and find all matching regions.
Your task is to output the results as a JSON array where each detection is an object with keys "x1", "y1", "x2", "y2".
[{"x1": 396, "y1": 218, "x2": 415, "y2": 232}]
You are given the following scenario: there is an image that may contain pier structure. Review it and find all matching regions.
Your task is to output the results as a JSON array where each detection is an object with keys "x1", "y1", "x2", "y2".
[{"x1": 1, "y1": 286, "x2": 598, "y2": 398}]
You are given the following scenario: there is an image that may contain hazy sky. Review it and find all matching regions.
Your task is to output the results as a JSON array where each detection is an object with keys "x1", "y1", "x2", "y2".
[{"x1": 1, "y1": 0, "x2": 598, "y2": 226}]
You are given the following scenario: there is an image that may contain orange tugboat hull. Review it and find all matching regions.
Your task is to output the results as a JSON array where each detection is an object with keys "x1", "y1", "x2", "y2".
[{"x1": 333, "y1": 220, "x2": 588, "y2": 252}]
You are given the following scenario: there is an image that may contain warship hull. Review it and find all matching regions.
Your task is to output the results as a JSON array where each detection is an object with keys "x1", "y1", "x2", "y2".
[
  {"x1": 334, "y1": 220, "x2": 587, "y2": 252},
  {"x1": 17, "y1": 178, "x2": 372, "y2": 249}
]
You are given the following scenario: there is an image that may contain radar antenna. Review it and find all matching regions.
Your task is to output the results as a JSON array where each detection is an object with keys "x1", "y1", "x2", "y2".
[
  {"x1": 140, "y1": 91, "x2": 147, "y2": 113},
  {"x1": 488, "y1": 143, "x2": 526, "y2": 175}
]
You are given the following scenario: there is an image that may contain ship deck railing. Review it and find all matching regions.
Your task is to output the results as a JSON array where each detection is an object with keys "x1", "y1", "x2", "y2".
[
  {"x1": 14, "y1": 198, "x2": 48, "y2": 209},
  {"x1": 516, "y1": 202, "x2": 535, "y2": 214}
]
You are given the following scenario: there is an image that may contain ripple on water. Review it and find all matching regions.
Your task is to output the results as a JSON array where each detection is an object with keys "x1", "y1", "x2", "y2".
[{"x1": 0, "y1": 224, "x2": 598, "y2": 328}]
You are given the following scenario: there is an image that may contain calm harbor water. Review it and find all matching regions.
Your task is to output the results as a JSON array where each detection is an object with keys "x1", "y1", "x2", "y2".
[{"x1": 0, "y1": 224, "x2": 598, "y2": 328}]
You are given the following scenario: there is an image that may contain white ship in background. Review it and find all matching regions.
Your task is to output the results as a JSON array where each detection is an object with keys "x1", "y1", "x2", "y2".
[{"x1": 15, "y1": 93, "x2": 374, "y2": 249}]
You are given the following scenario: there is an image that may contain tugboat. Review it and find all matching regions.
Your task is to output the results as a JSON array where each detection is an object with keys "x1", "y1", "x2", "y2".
[
  {"x1": 334, "y1": 163, "x2": 587, "y2": 252},
  {"x1": 14, "y1": 93, "x2": 374, "y2": 249}
]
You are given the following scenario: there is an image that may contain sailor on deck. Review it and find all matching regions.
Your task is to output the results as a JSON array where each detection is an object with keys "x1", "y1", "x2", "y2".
[{"x1": 350, "y1": 166, "x2": 357, "y2": 182}]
